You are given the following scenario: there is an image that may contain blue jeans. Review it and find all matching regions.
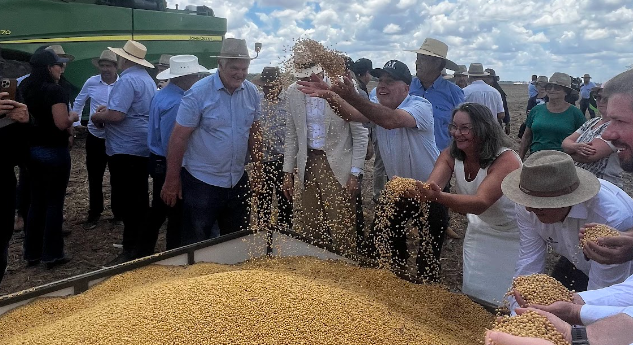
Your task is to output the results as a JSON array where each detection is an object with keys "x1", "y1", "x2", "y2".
[
  {"x1": 24, "y1": 146, "x2": 70, "y2": 263},
  {"x1": 181, "y1": 168, "x2": 250, "y2": 246}
]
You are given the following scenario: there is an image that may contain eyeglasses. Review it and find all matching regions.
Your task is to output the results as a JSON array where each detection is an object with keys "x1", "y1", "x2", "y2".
[
  {"x1": 448, "y1": 124, "x2": 472, "y2": 135},
  {"x1": 545, "y1": 84, "x2": 564, "y2": 91},
  {"x1": 595, "y1": 94, "x2": 608, "y2": 103}
]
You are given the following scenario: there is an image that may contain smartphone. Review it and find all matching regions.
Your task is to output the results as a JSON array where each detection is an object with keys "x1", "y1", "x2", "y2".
[{"x1": 1, "y1": 78, "x2": 17, "y2": 100}]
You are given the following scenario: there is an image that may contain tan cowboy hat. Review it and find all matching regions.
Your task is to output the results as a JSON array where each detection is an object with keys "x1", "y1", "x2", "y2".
[
  {"x1": 453, "y1": 65, "x2": 467, "y2": 76},
  {"x1": 405, "y1": 37, "x2": 459, "y2": 71},
  {"x1": 253, "y1": 66, "x2": 281, "y2": 86},
  {"x1": 154, "y1": 54, "x2": 173, "y2": 68},
  {"x1": 91, "y1": 50, "x2": 117, "y2": 68},
  {"x1": 156, "y1": 55, "x2": 208, "y2": 80},
  {"x1": 108, "y1": 40, "x2": 154, "y2": 68},
  {"x1": 501, "y1": 151, "x2": 600, "y2": 209},
  {"x1": 210, "y1": 38, "x2": 253, "y2": 59},
  {"x1": 546, "y1": 72, "x2": 574, "y2": 92},
  {"x1": 467, "y1": 63, "x2": 489, "y2": 77},
  {"x1": 583, "y1": 73, "x2": 591, "y2": 79},
  {"x1": 535, "y1": 75, "x2": 548, "y2": 86},
  {"x1": 45, "y1": 45, "x2": 75, "y2": 62}
]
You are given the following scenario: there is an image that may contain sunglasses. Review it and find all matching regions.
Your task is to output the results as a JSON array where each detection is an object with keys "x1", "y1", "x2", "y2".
[{"x1": 545, "y1": 84, "x2": 564, "y2": 91}]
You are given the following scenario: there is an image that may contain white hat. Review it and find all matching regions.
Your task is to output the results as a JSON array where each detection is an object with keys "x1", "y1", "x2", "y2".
[
  {"x1": 291, "y1": 63, "x2": 323, "y2": 78},
  {"x1": 108, "y1": 40, "x2": 154, "y2": 68},
  {"x1": 156, "y1": 55, "x2": 208, "y2": 80}
]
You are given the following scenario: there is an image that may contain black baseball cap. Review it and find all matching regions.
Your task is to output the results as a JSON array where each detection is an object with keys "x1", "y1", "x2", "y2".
[
  {"x1": 30, "y1": 49, "x2": 70, "y2": 67},
  {"x1": 352, "y1": 58, "x2": 372, "y2": 75},
  {"x1": 370, "y1": 60, "x2": 412, "y2": 85}
]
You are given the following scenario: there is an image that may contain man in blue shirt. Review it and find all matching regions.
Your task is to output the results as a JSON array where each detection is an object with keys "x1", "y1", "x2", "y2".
[
  {"x1": 406, "y1": 38, "x2": 464, "y2": 151},
  {"x1": 92, "y1": 40, "x2": 156, "y2": 263},
  {"x1": 580, "y1": 73, "x2": 597, "y2": 118},
  {"x1": 161, "y1": 38, "x2": 263, "y2": 246},
  {"x1": 136, "y1": 55, "x2": 207, "y2": 258},
  {"x1": 528, "y1": 74, "x2": 538, "y2": 98}
]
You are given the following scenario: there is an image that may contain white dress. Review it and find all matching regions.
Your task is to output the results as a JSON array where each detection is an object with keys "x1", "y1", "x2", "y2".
[{"x1": 454, "y1": 148, "x2": 521, "y2": 305}]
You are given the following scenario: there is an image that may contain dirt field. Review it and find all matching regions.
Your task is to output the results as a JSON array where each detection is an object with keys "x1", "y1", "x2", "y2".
[{"x1": 2, "y1": 84, "x2": 631, "y2": 296}]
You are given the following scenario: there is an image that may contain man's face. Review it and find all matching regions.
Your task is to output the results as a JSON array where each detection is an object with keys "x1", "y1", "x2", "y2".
[
  {"x1": 584, "y1": 77, "x2": 591, "y2": 84},
  {"x1": 99, "y1": 61, "x2": 117, "y2": 80},
  {"x1": 525, "y1": 206, "x2": 571, "y2": 224},
  {"x1": 415, "y1": 54, "x2": 442, "y2": 79},
  {"x1": 359, "y1": 71, "x2": 372, "y2": 85},
  {"x1": 376, "y1": 74, "x2": 408, "y2": 109},
  {"x1": 218, "y1": 59, "x2": 250, "y2": 91},
  {"x1": 602, "y1": 94, "x2": 633, "y2": 172}
]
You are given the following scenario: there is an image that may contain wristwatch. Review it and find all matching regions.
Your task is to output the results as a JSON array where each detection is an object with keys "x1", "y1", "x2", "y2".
[{"x1": 571, "y1": 325, "x2": 590, "y2": 345}]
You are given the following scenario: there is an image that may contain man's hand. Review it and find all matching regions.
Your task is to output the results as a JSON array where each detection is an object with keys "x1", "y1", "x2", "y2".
[
  {"x1": 0, "y1": 97, "x2": 29, "y2": 123},
  {"x1": 404, "y1": 181, "x2": 441, "y2": 202},
  {"x1": 297, "y1": 75, "x2": 330, "y2": 96},
  {"x1": 346, "y1": 175, "x2": 360, "y2": 198},
  {"x1": 518, "y1": 308, "x2": 573, "y2": 344},
  {"x1": 485, "y1": 331, "x2": 556, "y2": 345},
  {"x1": 161, "y1": 176, "x2": 182, "y2": 207},
  {"x1": 529, "y1": 301, "x2": 583, "y2": 325},
  {"x1": 581, "y1": 225, "x2": 633, "y2": 265},
  {"x1": 513, "y1": 289, "x2": 528, "y2": 308},
  {"x1": 92, "y1": 105, "x2": 107, "y2": 128},
  {"x1": 282, "y1": 172, "x2": 294, "y2": 201}
]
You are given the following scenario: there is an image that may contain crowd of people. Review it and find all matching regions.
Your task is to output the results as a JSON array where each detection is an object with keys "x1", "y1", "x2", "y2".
[{"x1": 1, "y1": 36, "x2": 633, "y2": 344}]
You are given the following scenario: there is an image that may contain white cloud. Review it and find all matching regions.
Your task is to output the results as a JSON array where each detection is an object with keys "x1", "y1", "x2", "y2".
[{"x1": 165, "y1": 0, "x2": 633, "y2": 82}]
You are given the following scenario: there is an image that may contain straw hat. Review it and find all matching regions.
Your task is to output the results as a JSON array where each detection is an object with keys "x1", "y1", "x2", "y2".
[
  {"x1": 583, "y1": 73, "x2": 591, "y2": 79},
  {"x1": 108, "y1": 40, "x2": 154, "y2": 68},
  {"x1": 501, "y1": 151, "x2": 600, "y2": 209},
  {"x1": 45, "y1": 45, "x2": 75, "y2": 62},
  {"x1": 210, "y1": 38, "x2": 253, "y2": 59},
  {"x1": 535, "y1": 75, "x2": 548, "y2": 86},
  {"x1": 291, "y1": 61, "x2": 323, "y2": 79},
  {"x1": 156, "y1": 55, "x2": 208, "y2": 80},
  {"x1": 154, "y1": 54, "x2": 174, "y2": 68},
  {"x1": 546, "y1": 72, "x2": 574, "y2": 92},
  {"x1": 467, "y1": 63, "x2": 489, "y2": 77},
  {"x1": 91, "y1": 50, "x2": 117, "y2": 68},
  {"x1": 253, "y1": 66, "x2": 281, "y2": 86},
  {"x1": 453, "y1": 65, "x2": 467, "y2": 76},
  {"x1": 405, "y1": 38, "x2": 459, "y2": 71}
]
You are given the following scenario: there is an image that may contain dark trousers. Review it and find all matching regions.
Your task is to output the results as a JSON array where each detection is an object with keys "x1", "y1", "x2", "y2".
[
  {"x1": 256, "y1": 159, "x2": 292, "y2": 228},
  {"x1": 108, "y1": 154, "x2": 149, "y2": 257},
  {"x1": 86, "y1": 133, "x2": 118, "y2": 219},
  {"x1": 0, "y1": 164, "x2": 17, "y2": 283},
  {"x1": 24, "y1": 146, "x2": 70, "y2": 263},
  {"x1": 551, "y1": 256, "x2": 589, "y2": 292},
  {"x1": 579, "y1": 98, "x2": 595, "y2": 118},
  {"x1": 16, "y1": 164, "x2": 30, "y2": 219},
  {"x1": 136, "y1": 154, "x2": 182, "y2": 257},
  {"x1": 355, "y1": 174, "x2": 365, "y2": 250},
  {"x1": 181, "y1": 168, "x2": 250, "y2": 246},
  {"x1": 370, "y1": 198, "x2": 448, "y2": 282}
]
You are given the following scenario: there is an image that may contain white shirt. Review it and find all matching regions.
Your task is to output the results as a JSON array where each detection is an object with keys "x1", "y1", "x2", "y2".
[
  {"x1": 580, "y1": 305, "x2": 633, "y2": 325},
  {"x1": 579, "y1": 273, "x2": 633, "y2": 307},
  {"x1": 463, "y1": 80, "x2": 505, "y2": 116},
  {"x1": 305, "y1": 94, "x2": 327, "y2": 151},
  {"x1": 514, "y1": 180, "x2": 633, "y2": 291},
  {"x1": 71, "y1": 74, "x2": 118, "y2": 138}
]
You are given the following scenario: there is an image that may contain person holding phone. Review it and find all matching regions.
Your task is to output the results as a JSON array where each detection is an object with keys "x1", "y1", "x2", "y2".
[{"x1": 0, "y1": 88, "x2": 30, "y2": 284}]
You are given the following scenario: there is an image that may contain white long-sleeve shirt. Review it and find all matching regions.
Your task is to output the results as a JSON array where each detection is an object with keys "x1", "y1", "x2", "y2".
[
  {"x1": 514, "y1": 180, "x2": 633, "y2": 291},
  {"x1": 577, "y1": 274, "x2": 633, "y2": 324},
  {"x1": 71, "y1": 74, "x2": 118, "y2": 138}
]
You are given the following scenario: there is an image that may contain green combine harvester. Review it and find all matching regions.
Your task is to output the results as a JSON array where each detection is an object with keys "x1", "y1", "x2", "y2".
[{"x1": 0, "y1": 0, "x2": 227, "y2": 89}]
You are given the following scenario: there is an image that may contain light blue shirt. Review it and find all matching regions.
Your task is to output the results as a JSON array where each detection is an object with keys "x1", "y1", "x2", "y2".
[
  {"x1": 375, "y1": 95, "x2": 439, "y2": 181},
  {"x1": 528, "y1": 82, "x2": 538, "y2": 98},
  {"x1": 581, "y1": 81, "x2": 597, "y2": 99},
  {"x1": 105, "y1": 65, "x2": 156, "y2": 157},
  {"x1": 409, "y1": 76, "x2": 464, "y2": 151},
  {"x1": 148, "y1": 83, "x2": 185, "y2": 157},
  {"x1": 72, "y1": 74, "x2": 118, "y2": 139},
  {"x1": 176, "y1": 73, "x2": 261, "y2": 188},
  {"x1": 260, "y1": 91, "x2": 288, "y2": 162}
]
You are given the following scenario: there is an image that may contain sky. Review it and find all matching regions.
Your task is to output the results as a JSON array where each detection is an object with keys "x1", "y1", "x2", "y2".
[{"x1": 168, "y1": 0, "x2": 633, "y2": 82}]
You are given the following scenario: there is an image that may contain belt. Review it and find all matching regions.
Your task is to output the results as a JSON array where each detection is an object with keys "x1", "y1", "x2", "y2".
[{"x1": 308, "y1": 149, "x2": 325, "y2": 155}]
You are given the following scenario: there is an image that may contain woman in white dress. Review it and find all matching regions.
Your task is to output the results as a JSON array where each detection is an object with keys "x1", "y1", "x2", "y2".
[{"x1": 410, "y1": 102, "x2": 522, "y2": 305}]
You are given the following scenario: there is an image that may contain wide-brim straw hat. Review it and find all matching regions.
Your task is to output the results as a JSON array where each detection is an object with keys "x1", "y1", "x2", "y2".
[
  {"x1": 45, "y1": 45, "x2": 75, "y2": 62},
  {"x1": 535, "y1": 75, "x2": 548, "y2": 86},
  {"x1": 546, "y1": 72, "x2": 574, "y2": 92},
  {"x1": 91, "y1": 50, "x2": 117, "y2": 68},
  {"x1": 405, "y1": 38, "x2": 459, "y2": 71},
  {"x1": 210, "y1": 38, "x2": 253, "y2": 59},
  {"x1": 253, "y1": 66, "x2": 281, "y2": 86},
  {"x1": 291, "y1": 63, "x2": 323, "y2": 79},
  {"x1": 467, "y1": 63, "x2": 489, "y2": 77},
  {"x1": 156, "y1": 55, "x2": 208, "y2": 80},
  {"x1": 501, "y1": 150, "x2": 600, "y2": 209},
  {"x1": 154, "y1": 54, "x2": 174, "y2": 68},
  {"x1": 108, "y1": 40, "x2": 154, "y2": 68},
  {"x1": 453, "y1": 65, "x2": 467, "y2": 76}
]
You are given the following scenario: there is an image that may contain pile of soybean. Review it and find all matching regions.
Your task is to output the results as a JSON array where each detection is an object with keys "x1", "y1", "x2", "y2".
[{"x1": 0, "y1": 257, "x2": 493, "y2": 345}]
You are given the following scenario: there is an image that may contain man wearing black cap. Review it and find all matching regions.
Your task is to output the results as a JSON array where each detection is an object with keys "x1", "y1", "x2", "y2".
[{"x1": 298, "y1": 60, "x2": 449, "y2": 282}]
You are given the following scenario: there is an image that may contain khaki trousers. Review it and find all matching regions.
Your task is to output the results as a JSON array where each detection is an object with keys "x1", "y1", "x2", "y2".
[{"x1": 300, "y1": 150, "x2": 356, "y2": 255}]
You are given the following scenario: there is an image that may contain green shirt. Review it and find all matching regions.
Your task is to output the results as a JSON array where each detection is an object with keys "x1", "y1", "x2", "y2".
[{"x1": 526, "y1": 104, "x2": 586, "y2": 153}]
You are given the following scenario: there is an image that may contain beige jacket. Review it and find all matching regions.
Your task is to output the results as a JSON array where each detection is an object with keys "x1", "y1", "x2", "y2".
[{"x1": 283, "y1": 82, "x2": 369, "y2": 187}]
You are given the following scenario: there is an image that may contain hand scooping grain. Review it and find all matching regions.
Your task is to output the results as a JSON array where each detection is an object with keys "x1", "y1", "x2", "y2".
[
  {"x1": 580, "y1": 224, "x2": 620, "y2": 249},
  {"x1": 510, "y1": 274, "x2": 574, "y2": 307}
]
